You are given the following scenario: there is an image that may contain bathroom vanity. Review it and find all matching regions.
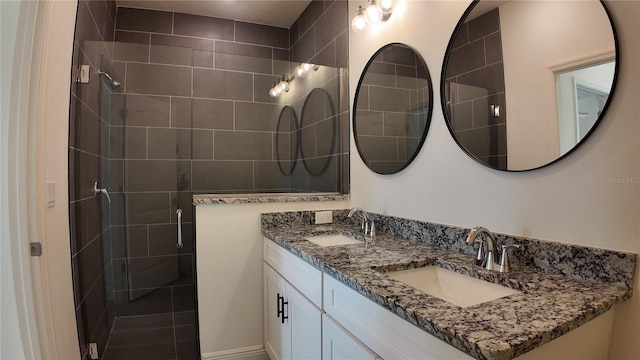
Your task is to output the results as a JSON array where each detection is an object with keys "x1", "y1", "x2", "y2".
[{"x1": 261, "y1": 210, "x2": 636, "y2": 360}]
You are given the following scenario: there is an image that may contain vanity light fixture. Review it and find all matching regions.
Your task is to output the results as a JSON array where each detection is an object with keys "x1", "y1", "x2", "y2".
[
  {"x1": 294, "y1": 63, "x2": 319, "y2": 78},
  {"x1": 269, "y1": 75, "x2": 290, "y2": 98},
  {"x1": 269, "y1": 64, "x2": 319, "y2": 97},
  {"x1": 352, "y1": 0, "x2": 394, "y2": 31}
]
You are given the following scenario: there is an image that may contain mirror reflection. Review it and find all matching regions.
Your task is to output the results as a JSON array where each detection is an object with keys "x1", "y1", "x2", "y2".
[
  {"x1": 354, "y1": 43, "x2": 433, "y2": 174},
  {"x1": 442, "y1": 0, "x2": 617, "y2": 171},
  {"x1": 276, "y1": 106, "x2": 299, "y2": 176},
  {"x1": 300, "y1": 88, "x2": 338, "y2": 176}
]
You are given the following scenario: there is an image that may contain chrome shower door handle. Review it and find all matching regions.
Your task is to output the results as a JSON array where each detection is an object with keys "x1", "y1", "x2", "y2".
[{"x1": 176, "y1": 208, "x2": 183, "y2": 249}]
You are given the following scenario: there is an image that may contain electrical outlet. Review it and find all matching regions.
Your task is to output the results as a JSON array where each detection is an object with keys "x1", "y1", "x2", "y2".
[{"x1": 315, "y1": 211, "x2": 333, "y2": 224}]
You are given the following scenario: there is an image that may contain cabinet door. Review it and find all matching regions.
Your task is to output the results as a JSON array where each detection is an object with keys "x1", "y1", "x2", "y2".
[
  {"x1": 289, "y1": 285, "x2": 322, "y2": 359},
  {"x1": 264, "y1": 263, "x2": 290, "y2": 360},
  {"x1": 322, "y1": 314, "x2": 379, "y2": 360}
]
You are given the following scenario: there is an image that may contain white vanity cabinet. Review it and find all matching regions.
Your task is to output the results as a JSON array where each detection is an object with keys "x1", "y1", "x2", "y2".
[
  {"x1": 323, "y1": 274, "x2": 474, "y2": 360},
  {"x1": 322, "y1": 314, "x2": 380, "y2": 360},
  {"x1": 263, "y1": 239, "x2": 322, "y2": 360}
]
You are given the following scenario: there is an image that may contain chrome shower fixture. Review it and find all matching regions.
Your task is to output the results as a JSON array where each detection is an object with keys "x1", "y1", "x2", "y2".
[{"x1": 98, "y1": 70, "x2": 121, "y2": 89}]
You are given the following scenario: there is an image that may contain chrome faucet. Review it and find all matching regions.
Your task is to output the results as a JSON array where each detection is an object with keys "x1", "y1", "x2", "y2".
[
  {"x1": 347, "y1": 207, "x2": 375, "y2": 237},
  {"x1": 465, "y1": 226, "x2": 497, "y2": 271}
]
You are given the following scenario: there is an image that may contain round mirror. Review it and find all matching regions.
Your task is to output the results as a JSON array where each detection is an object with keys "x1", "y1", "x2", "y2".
[
  {"x1": 275, "y1": 106, "x2": 299, "y2": 176},
  {"x1": 354, "y1": 43, "x2": 433, "y2": 174},
  {"x1": 300, "y1": 88, "x2": 337, "y2": 176},
  {"x1": 441, "y1": 0, "x2": 618, "y2": 171}
]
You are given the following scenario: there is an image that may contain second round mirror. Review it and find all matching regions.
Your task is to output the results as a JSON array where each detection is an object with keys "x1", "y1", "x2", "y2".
[{"x1": 353, "y1": 43, "x2": 433, "y2": 174}]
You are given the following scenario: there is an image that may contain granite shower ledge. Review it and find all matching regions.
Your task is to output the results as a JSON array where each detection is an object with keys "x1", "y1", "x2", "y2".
[
  {"x1": 192, "y1": 193, "x2": 349, "y2": 205},
  {"x1": 261, "y1": 215, "x2": 635, "y2": 360}
]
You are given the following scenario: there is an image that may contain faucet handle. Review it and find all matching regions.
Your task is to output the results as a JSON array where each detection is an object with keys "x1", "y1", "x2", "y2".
[
  {"x1": 499, "y1": 244, "x2": 521, "y2": 273},
  {"x1": 474, "y1": 239, "x2": 485, "y2": 266}
]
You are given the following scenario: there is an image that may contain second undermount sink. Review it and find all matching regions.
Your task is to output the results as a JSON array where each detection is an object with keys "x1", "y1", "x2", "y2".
[
  {"x1": 304, "y1": 234, "x2": 362, "y2": 247},
  {"x1": 384, "y1": 266, "x2": 521, "y2": 308}
]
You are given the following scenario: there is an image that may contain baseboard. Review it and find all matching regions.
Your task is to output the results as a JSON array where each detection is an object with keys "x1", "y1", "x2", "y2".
[{"x1": 201, "y1": 345, "x2": 269, "y2": 360}]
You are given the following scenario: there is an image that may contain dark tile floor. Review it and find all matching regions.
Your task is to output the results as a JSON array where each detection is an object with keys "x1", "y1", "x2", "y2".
[{"x1": 103, "y1": 311, "x2": 199, "y2": 360}]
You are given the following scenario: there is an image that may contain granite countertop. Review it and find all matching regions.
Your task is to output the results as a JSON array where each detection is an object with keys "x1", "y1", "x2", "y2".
[
  {"x1": 261, "y1": 212, "x2": 635, "y2": 360},
  {"x1": 193, "y1": 193, "x2": 349, "y2": 205}
]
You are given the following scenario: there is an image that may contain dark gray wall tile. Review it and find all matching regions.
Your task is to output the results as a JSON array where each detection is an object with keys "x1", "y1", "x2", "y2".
[
  {"x1": 468, "y1": 8, "x2": 500, "y2": 41},
  {"x1": 291, "y1": 27, "x2": 315, "y2": 63},
  {"x1": 192, "y1": 130, "x2": 214, "y2": 160},
  {"x1": 111, "y1": 94, "x2": 170, "y2": 127},
  {"x1": 216, "y1": 41, "x2": 272, "y2": 58},
  {"x1": 114, "y1": 42, "x2": 149, "y2": 62},
  {"x1": 173, "y1": 13, "x2": 234, "y2": 40},
  {"x1": 235, "y1": 102, "x2": 281, "y2": 131},
  {"x1": 116, "y1": 8, "x2": 172, "y2": 34},
  {"x1": 452, "y1": 23, "x2": 469, "y2": 49},
  {"x1": 456, "y1": 62, "x2": 505, "y2": 98},
  {"x1": 193, "y1": 68, "x2": 253, "y2": 101},
  {"x1": 381, "y1": 45, "x2": 416, "y2": 66},
  {"x1": 114, "y1": 287, "x2": 172, "y2": 316},
  {"x1": 111, "y1": 225, "x2": 148, "y2": 258},
  {"x1": 110, "y1": 192, "x2": 171, "y2": 225},
  {"x1": 110, "y1": 126, "x2": 147, "y2": 159},
  {"x1": 126, "y1": 63, "x2": 192, "y2": 96},
  {"x1": 148, "y1": 128, "x2": 193, "y2": 159},
  {"x1": 192, "y1": 99, "x2": 234, "y2": 129},
  {"x1": 485, "y1": 32, "x2": 503, "y2": 65},
  {"x1": 151, "y1": 34, "x2": 214, "y2": 52},
  {"x1": 335, "y1": 31, "x2": 348, "y2": 69},
  {"x1": 355, "y1": 111, "x2": 384, "y2": 136},
  {"x1": 357, "y1": 136, "x2": 398, "y2": 161},
  {"x1": 254, "y1": 161, "x2": 290, "y2": 190},
  {"x1": 193, "y1": 50, "x2": 214, "y2": 68},
  {"x1": 215, "y1": 53, "x2": 272, "y2": 74},
  {"x1": 125, "y1": 160, "x2": 191, "y2": 191},
  {"x1": 115, "y1": 30, "x2": 150, "y2": 44},
  {"x1": 369, "y1": 86, "x2": 411, "y2": 113},
  {"x1": 311, "y1": 40, "x2": 336, "y2": 68},
  {"x1": 192, "y1": 161, "x2": 253, "y2": 191},
  {"x1": 150, "y1": 45, "x2": 193, "y2": 66},
  {"x1": 234, "y1": 21, "x2": 289, "y2": 48},
  {"x1": 172, "y1": 284, "x2": 196, "y2": 312},
  {"x1": 214, "y1": 131, "x2": 273, "y2": 160},
  {"x1": 314, "y1": 0, "x2": 347, "y2": 52},
  {"x1": 75, "y1": 234, "x2": 105, "y2": 302},
  {"x1": 445, "y1": 39, "x2": 485, "y2": 78},
  {"x1": 300, "y1": 0, "x2": 325, "y2": 34}
]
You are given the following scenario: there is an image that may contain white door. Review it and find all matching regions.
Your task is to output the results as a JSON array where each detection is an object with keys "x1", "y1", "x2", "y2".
[
  {"x1": 289, "y1": 285, "x2": 322, "y2": 359},
  {"x1": 264, "y1": 263, "x2": 290, "y2": 360},
  {"x1": 322, "y1": 314, "x2": 379, "y2": 360}
]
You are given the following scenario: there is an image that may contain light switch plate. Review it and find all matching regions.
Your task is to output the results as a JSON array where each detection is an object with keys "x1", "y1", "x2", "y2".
[
  {"x1": 45, "y1": 181, "x2": 55, "y2": 208},
  {"x1": 315, "y1": 211, "x2": 332, "y2": 224},
  {"x1": 78, "y1": 65, "x2": 90, "y2": 84}
]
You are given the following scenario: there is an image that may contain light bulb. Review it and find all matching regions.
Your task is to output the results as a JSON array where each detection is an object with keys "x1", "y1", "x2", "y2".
[
  {"x1": 269, "y1": 86, "x2": 280, "y2": 98},
  {"x1": 278, "y1": 80, "x2": 289, "y2": 93},
  {"x1": 295, "y1": 64, "x2": 307, "y2": 78},
  {"x1": 351, "y1": 7, "x2": 366, "y2": 31},
  {"x1": 379, "y1": 0, "x2": 394, "y2": 14},
  {"x1": 364, "y1": 3, "x2": 382, "y2": 24},
  {"x1": 302, "y1": 63, "x2": 312, "y2": 72}
]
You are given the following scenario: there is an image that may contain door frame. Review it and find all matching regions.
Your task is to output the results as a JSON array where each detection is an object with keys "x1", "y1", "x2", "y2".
[{"x1": 3, "y1": 0, "x2": 81, "y2": 358}]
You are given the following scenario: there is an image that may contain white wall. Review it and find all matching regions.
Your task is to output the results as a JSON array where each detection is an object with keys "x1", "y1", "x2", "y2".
[
  {"x1": 499, "y1": 0, "x2": 616, "y2": 170},
  {"x1": 349, "y1": 0, "x2": 639, "y2": 357},
  {"x1": 196, "y1": 199, "x2": 349, "y2": 359}
]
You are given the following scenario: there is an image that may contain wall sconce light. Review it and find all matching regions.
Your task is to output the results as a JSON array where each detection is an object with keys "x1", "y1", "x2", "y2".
[
  {"x1": 294, "y1": 63, "x2": 319, "y2": 78},
  {"x1": 352, "y1": 0, "x2": 394, "y2": 31},
  {"x1": 269, "y1": 64, "x2": 319, "y2": 97},
  {"x1": 269, "y1": 75, "x2": 290, "y2": 98}
]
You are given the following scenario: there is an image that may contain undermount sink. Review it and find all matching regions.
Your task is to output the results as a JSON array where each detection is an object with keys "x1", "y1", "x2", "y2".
[
  {"x1": 304, "y1": 234, "x2": 361, "y2": 247},
  {"x1": 384, "y1": 266, "x2": 521, "y2": 308}
]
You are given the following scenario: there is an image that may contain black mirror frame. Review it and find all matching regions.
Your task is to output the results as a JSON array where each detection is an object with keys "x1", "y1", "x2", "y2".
[
  {"x1": 440, "y1": 0, "x2": 620, "y2": 172},
  {"x1": 275, "y1": 106, "x2": 299, "y2": 176},
  {"x1": 300, "y1": 88, "x2": 337, "y2": 176},
  {"x1": 353, "y1": 43, "x2": 434, "y2": 175}
]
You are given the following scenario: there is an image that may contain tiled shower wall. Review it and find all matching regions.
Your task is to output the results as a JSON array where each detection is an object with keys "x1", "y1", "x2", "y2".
[
  {"x1": 355, "y1": 45, "x2": 430, "y2": 173},
  {"x1": 112, "y1": 1, "x2": 348, "y2": 195},
  {"x1": 68, "y1": 0, "x2": 117, "y2": 358},
  {"x1": 445, "y1": 8, "x2": 508, "y2": 169}
]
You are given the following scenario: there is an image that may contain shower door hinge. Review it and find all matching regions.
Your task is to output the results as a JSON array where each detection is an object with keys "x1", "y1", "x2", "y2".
[
  {"x1": 30, "y1": 242, "x2": 42, "y2": 257},
  {"x1": 88, "y1": 342, "x2": 99, "y2": 359}
]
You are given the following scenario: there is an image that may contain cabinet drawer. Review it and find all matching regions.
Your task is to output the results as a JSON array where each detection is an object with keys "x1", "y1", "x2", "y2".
[
  {"x1": 263, "y1": 237, "x2": 323, "y2": 307},
  {"x1": 323, "y1": 274, "x2": 473, "y2": 360}
]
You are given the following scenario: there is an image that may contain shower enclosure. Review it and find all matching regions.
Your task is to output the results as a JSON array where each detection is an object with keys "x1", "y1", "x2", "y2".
[{"x1": 69, "y1": 1, "x2": 348, "y2": 359}]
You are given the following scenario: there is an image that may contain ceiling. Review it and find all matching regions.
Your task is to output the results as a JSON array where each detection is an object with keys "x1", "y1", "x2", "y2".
[{"x1": 115, "y1": 0, "x2": 312, "y2": 29}]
